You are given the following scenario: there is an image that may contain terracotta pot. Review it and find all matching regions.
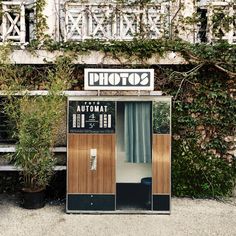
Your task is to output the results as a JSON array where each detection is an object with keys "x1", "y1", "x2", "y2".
[{"x1": 22, "y1": 189, "x2": 45, "y2": 209}]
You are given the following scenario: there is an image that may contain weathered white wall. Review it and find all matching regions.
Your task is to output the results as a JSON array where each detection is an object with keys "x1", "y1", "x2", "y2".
[
  {"x1": 44, "y1": 0, "x2": 60, "y2": 40},
  {"x1": 171, "y1": 0, "x2": 195, "y2": 42},
  {"x1": 10, "y1": 50, "x2": 186, "y2": 64}
]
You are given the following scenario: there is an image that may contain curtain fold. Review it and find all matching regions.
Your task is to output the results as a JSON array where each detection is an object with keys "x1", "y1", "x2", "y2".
[{"x1": 124, "y1": 102, "x2": 151, "y2": 163}]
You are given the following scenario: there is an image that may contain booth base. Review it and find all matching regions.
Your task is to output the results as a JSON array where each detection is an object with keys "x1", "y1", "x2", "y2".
[
  {"x1": 66, "y1": 194, "x2": 171, "y2": 214},
  {"x1": 153, "y1": 195, "x2": 170, "y2": 211},
  {"x1": 67, "y1": 194, "x2": 115, "y2": 211},
  {"x1": 66, "y1": 210, "x2": 170, "y2": 215}
]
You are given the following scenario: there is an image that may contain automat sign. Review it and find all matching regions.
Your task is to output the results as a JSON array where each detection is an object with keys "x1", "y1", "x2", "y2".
[
  {"x1": 68, "y1": 101, "x2": 115, "y2": 133},
  {"x1": 85, "y1": 69, "x2": 154, "y2": 90}
]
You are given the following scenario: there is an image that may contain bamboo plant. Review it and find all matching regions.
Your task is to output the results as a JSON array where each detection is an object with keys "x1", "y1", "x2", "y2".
[{"x1": 3, "y1": 57, "x2": 72, "y2": 192}]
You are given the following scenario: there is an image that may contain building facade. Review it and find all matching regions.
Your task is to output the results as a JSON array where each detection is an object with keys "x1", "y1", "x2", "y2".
[{"x1": 0, "y1": 0, "x2": 235, "y2": 212}]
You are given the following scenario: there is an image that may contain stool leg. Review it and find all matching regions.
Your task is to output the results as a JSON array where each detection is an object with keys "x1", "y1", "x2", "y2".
[{"x1": 147, "y1": 187, "x2": 151, "y2": 209}]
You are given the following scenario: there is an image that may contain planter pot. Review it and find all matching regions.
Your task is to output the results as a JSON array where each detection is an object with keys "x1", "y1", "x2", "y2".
[{"x1": 22, "y1": 189, "x2": 45, "y2": 209}]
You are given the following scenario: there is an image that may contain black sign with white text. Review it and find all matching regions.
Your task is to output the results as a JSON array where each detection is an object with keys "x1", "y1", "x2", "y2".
[{"x1": 69, "y1": 101, "x2": 115, "y2": 133}]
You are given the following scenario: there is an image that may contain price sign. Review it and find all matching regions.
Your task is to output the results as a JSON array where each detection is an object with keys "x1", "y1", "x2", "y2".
[{"x1": 69, "y1": 101, "x2": 115, "y2": 133}]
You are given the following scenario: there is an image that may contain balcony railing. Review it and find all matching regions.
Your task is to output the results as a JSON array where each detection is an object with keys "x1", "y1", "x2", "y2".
[
  {"x1": 203, "y1": 1, "x2": 236, "y2": 44},
  {"x1": 0, "y1": 1, "x2": 26, "y2": 43},
  {"x1": 0, "y1": 1, "x2": 235, "y2": 44},
  {"x1": 64, "y1": 3, "x2": 170, "y2": 41}
]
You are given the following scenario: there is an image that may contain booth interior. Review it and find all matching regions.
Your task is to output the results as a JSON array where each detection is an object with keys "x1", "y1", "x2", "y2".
[{"x1": 116, "y1": 102, "x2": 152, "y2": 210}]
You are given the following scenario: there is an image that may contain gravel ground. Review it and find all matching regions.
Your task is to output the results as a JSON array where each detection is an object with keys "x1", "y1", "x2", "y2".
[{"x1": 0, "y1": 194, "x2": 236, "y2": 236}]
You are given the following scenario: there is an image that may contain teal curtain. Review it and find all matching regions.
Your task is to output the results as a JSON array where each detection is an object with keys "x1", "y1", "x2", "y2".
[{"x1": 124, "y1": 102, "x2": 152, "y2": 163}]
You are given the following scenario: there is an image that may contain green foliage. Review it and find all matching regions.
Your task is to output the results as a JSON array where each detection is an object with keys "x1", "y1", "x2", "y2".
[
  {"x1": 10, "y1": 95, "x2": 59, "y2": 191},
  {"x1": 3, "y1": 59, "x2": 72, "y2": 191},
  {"x1": 37, "y1": 39, "x2": 174, "y2": 58},
  {"x1": 153, "y1": 101, "x2": 170, "y2": 134},
  {"x1": 169, "y1": 66, "x2": 236, "y2": 197},
  {"x1": 172, "y1": 140, "x2": 236, "y2": 198},
  {"x1": 35, "y1": 0, "x2": 48, "y2": 42},
  {"x1": 30, "y1": 39, "x2": 235, "y2": 77},
  {"x1": 212, "y1": 9, "x2": 234, "y2": 38}
]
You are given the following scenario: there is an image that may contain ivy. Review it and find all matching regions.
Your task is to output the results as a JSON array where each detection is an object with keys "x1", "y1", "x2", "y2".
[
  {"x1": 168, "y1": 65, "x2": 236, "y2": 197},
  {"x1": 34, "y1": 0, "x2": 47, "y2": 41},
  {"x1": 172, "y1": 140, "x2": 236, "y2": 198},
  {"x1": 32, "y1": 39, "x2": 235, "y2": 75}
]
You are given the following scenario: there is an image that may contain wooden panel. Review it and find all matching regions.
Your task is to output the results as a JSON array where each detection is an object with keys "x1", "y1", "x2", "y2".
[
  {"x1": 68, "y1": 134, "x2": 116, "y2": 194},
  {"x1": 152, "y1": 134, "x2": 171, "y2": 194}
]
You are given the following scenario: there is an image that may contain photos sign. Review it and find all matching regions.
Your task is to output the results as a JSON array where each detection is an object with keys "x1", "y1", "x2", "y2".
[{"x1": 85, "y1": 69, "x2": 154, "y2": 90}]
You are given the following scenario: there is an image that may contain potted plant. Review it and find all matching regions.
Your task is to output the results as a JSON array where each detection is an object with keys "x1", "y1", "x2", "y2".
[
  {"x1": 14, "y1": 95, "x2": 63, "y2": 208},
  {"x1": 3, "y1": 59, "x2": 71, "y2": 209}
]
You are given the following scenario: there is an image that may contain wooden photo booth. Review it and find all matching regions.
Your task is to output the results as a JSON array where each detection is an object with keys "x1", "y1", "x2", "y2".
[{"x1": 66, "y1": 96, "x2": 171, "y2": 214}]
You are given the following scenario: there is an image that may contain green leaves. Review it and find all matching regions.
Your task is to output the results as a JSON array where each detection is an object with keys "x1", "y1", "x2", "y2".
[
  {"x1": 153, "y1": 101, "x2": 171, "y2": 134},
  {"x1": 172, "y1": 140, "x2": 235, "y2": 198},
  {"x1": 3, "y1": 59, "x2": 71, "y2": 191},
  {"x1": 171, "y1": 64, "x2": 236, "y2": 197}
]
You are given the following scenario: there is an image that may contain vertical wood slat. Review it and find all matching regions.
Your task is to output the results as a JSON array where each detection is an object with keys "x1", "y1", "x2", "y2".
[
  {"x1": 68, "y1": 135, "x2": 78, "y2": 193},
  {"x1": 68, "y1": 134, "x2": 115, "y2": 194},
  {"x1": 152, "y1": 134, "x2": 171, "y2": 194}
]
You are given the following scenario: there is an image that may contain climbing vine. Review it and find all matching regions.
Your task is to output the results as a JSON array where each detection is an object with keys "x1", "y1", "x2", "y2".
[
  {"x1": 166, "y1": 65, "x2": 236, "y2": 197},
  {"x1": 35, "y1": 0, "x2": 48, "y2": 42},
  {"x1": 39, "y1": 39, "x2": 235, "y2": 77}
]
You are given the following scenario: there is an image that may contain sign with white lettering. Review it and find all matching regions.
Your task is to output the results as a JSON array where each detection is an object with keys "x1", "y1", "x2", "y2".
[
  {"x1": 85, "y1": 69, "x2": 154, "y2": 90},
  {"x1": 69, "y1": 101, "x2": 115, "y2": 133}
]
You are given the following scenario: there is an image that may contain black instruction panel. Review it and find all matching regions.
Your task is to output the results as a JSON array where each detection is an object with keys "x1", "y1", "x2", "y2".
[{"x1": 69, "y1": 101, "x2": 115, "y2": 133}]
